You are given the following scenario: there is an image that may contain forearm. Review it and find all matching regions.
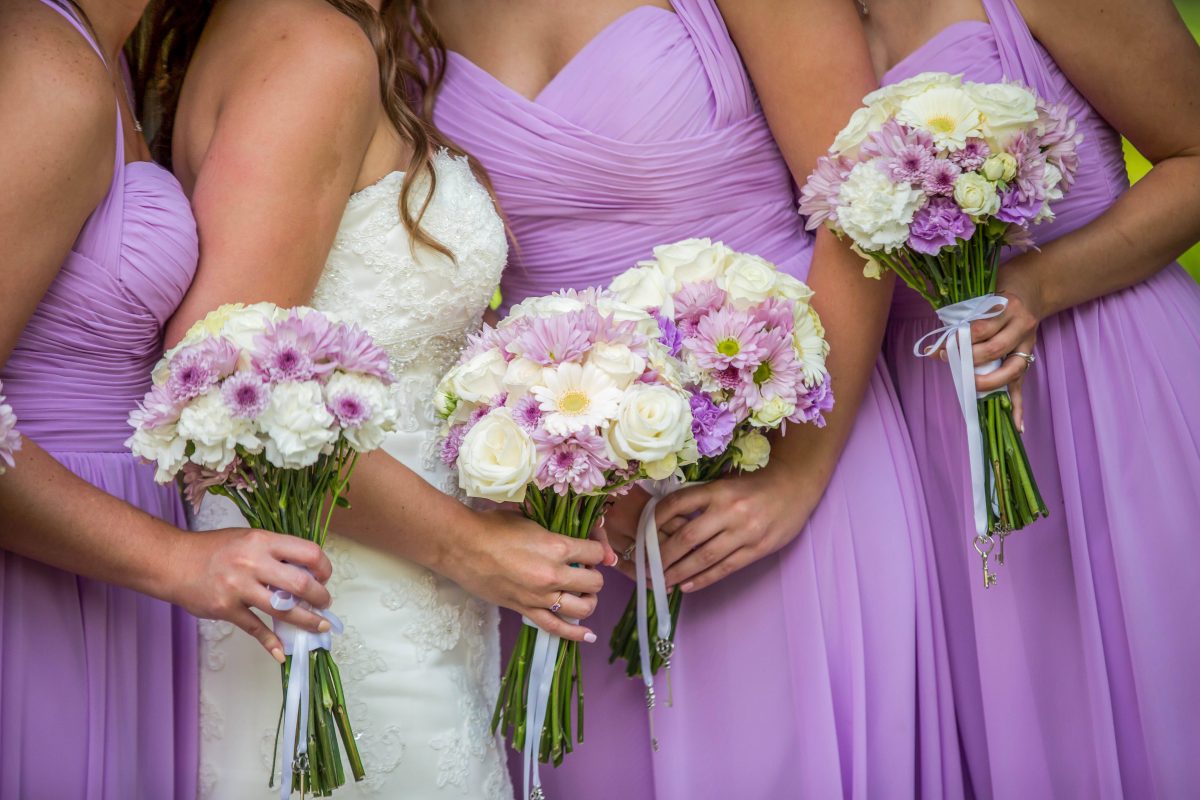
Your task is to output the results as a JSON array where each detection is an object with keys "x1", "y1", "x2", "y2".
[
  {"x1": 328, "y1": 448, "x2": 478, "y2": 575},
  {"x1": 767, "y1": 231, "x2": 892, "y2": 493},
  {"x1": 1008, "y1": 153, "x2": 1200, "y2": 319},
  {"x1": 0, "y1": 439, "x2": 180, "y2": 599}
]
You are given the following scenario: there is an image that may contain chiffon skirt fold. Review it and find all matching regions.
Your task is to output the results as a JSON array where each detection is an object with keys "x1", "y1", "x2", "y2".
[{"x1": 0, "y1": 452, "x2": 198, "y2": 800}]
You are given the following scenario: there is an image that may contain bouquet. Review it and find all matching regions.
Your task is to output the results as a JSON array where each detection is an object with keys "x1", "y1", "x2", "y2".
[
  {"x1": 800, "y1": 71, "x2": 1081, "y2": 585},
  {"x1": 435, "y1": 288, "x2": 698, "y2": 799},
  {"x1": 0, "y1": 380, "x2": 20, "y2": 474},
  {"x1": 127, "y1": 302, "x2": 399, "y2": 797},
  {"x1": 605, "y1": 239, "x2": 833, "y2": 686}
]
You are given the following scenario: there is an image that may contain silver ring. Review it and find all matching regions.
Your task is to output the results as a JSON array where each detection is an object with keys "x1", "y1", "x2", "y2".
[
  {"x1": 549, "y1": 592, "x2": 564, "y2": 614},
  {"x1": 1009, "y1": 351, "x2": 1036, "y2": 367},
  {"x1": 621, "y1": 543, "x2": 636, "y2": 562}
]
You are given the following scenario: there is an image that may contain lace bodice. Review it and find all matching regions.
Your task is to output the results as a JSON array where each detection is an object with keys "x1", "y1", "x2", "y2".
[{"x1": 312, "y1": 150, "x2": 507, "y2": 380}]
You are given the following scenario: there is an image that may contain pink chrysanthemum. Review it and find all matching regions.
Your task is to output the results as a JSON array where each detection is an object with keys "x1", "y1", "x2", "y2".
[
  {"x1": 221, "y1": 371, "x2": 271, "y2": 420},
  {"x1": 511, "y1": 394, "x2": 543, "y2": 433},
  {"x1": 166, "y1": 345, "x2": 222, "y2": 404},
  {"x1": 1036, "y1": 100, "x2": 1082, "y2": 191},
  {"x1": 685, "y1": 308, "x2": 768, "y2": 372},
  {"x1": 180, "y1": 459, "x2": 250, "y2": 514},
  {"x1": 533, "y1": 430, "x2": 614, "y2": 495},
  {"x1": 950, "y1": 138, "x2": 990, "y2": 171},
  {"x1": 922, "y1": 159, "x2": 962, "y2": 196},
  {"x1": 329, "y1": 323, "x2": 393, "y2": 382},
  {"x1": 253, "y1": 311, "x2": 338, "y2": 383},
  {"x1": 790, "y1": 373, "x2": 834, "y2": 428},
  {"x1": 138, "y1": 382, "x2": 184, "y2": 428},
  {"x1": 440, "y1": 424, "x2": 467, "y2": 467},
  {"x1": 673, "y1": 281, "x2": 727, "y2": 328},
  {"x1": 799, "y1": 154, "x2": 854, "y2": 230},
  {"x1": 860, "y1": 118, "x2": 936, "y2": 161},
  {"x1": 507, "y1": 313, "x2": 591, "y2": 366},
  {"x1": 735, "y1": 327, "x2": 803, "y2": 412},
  {"x1": 750, "y1": 297, "x2": 796, "y2": 333}
]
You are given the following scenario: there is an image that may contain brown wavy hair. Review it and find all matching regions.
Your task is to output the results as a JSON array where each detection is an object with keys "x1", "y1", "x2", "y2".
[{"x1": 129, "y1": 0, "x2": 484, "y2": 259}]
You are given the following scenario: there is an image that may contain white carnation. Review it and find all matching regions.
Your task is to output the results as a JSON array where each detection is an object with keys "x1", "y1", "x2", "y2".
[
  {"x1": 256, "y1": 380, "x2": 337, "y2": 469},
  {"x1": 323, "y1": 371, "x2": 397, "y2": 452},
  {"x1": 836, "y1": 161, "x2": 924, "y2": 252},
  {"x1": 126, "y1": 421, "x2": 188, "y2": 483},
  {"x1": 457, "y1": 410, "x2": 538, "y2": 503},
  {"x1": 177, "y1": 391, "x2": 261, "y2": 472}
]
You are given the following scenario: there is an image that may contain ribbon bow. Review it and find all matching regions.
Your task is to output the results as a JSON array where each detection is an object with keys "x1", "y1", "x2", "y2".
[
  {"x1": 271, "y1": 586, "x2": 343, "y2": 800},
  {"x1": 912, "y1": 294, "x2": 1008, "y2": 543}
]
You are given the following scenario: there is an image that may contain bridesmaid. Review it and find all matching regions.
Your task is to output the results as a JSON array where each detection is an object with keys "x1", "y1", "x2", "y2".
[
  {"x1": 0, "y1": 1, "x2": 334, "y2": 796},
  {"x1": 431, "y1": 1, "x2": 963, "y2": 797},
  {"x1": 864, "y1": 0, "x2": 1200, "y2": 796}
]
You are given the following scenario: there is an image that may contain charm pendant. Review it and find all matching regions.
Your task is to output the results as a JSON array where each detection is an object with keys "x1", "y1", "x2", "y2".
[
  {"x1": 974, "y1": 533, "x2": 998, "y2": 589},
  {"x1": 530, "y1": 787, "x2": 546, "y2": 800}
]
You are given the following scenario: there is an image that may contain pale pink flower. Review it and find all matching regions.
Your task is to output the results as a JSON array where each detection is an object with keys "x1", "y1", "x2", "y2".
[{"x1": 685, "y1": 308, "x2": 768, "y2": 372}]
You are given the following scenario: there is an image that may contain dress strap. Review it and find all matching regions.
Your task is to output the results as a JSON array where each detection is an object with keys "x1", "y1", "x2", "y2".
[
  {"x1": 37, "y1": 0, "x2": 106, "y2": 65},
  {"x1": 979, "y1": 0, "x2": 1056, "y2": 99},
  {"x1": 669, "y1": 0, "x2": 756, "y2": 124}
]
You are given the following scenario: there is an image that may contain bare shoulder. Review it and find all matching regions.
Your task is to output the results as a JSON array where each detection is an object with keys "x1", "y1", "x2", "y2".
[{"x1": 0, "y1": 0, "x2": 114, "y2": 195}]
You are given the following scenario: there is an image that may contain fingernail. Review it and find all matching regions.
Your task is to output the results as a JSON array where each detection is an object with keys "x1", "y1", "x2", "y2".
[
  {"x1": 270, "y1": 647, "x2": 286, "y2": 664},
  {"x1": 1020, "y1": 423, "x2": 1025, "y2": 434},
  {"x1": 583, "y1": 632, "x2": 597, "y2": 644},
  {"x1": 317, "y1": 620, "x2": 331, "y2": 633},
  {"x1": 681, "y1": 582, "x2": 695, "y2": 593},
  {"x1": 605, "y1": 552, "x2": 619, "y2": 568}
]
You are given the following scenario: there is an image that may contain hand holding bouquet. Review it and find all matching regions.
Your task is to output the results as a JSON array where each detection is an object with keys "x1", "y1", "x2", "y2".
[
  {"x1": 436, "y1": 288, "x2": 698, "y2": 799},
  {"x1": 605, "y1": 239, "x2": 833, "y2": 689},
  {"x1": 0, "y1": 380, "x2": 21, "y2": 474},
  {"x1": 128, "y1": 302, "x2": 399, "y2": 797},
  {"x1": 800, "y1": 71, "x2": 1081, "y2": 584}
]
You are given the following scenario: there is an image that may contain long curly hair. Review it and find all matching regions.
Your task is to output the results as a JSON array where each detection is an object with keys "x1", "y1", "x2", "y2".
[{"x1": 128, "y1": 0, "x2": 486, "y2": 259}]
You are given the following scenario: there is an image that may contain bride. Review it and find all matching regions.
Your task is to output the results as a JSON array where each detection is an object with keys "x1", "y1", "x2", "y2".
[{"x1": 135, "y1": 0, "x2": 612, "y2": 795}]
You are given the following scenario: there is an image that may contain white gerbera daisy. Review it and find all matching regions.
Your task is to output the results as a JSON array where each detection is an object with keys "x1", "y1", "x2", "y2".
[
  {"x1": 531, "y1": 362, "x2": 623, "y2": 436},
  {"x1": 897, "y1": 86, "x2": 984, "y2": 152},
  {"x1": 792, "y1": 305, "x2": 830, "y2": 385}
]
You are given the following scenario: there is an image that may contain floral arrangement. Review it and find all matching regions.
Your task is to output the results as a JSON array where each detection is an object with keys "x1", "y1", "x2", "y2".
[
  {"x1": 435, "y1": 288, "x2": 698, "y2": 797},
  {"x1": 127, "y1": 302, "x2": 399, "y2": 797},
  {"x1": 800, "y1": 71, "x2": 1081, "y2": 584},
  {"x1": 0, "y1": 380, "x2": 20, "y2": 474},
  {"x1": 604, "y1": 239, "x2": 833, "y2": 685}
]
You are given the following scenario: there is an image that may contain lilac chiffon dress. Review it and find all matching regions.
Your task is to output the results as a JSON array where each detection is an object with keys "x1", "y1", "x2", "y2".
[
  {"x1": 881, "y1": 1, "x2": 1200, "y2": 798},
  {"x1": 436, "y1": 2, "x2": 963, "y2": 797},
  {"x1": 0, "y1": 4, "x2": 200, "y2": 798}
]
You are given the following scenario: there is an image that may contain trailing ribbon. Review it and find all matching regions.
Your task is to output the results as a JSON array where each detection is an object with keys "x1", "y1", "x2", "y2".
[
  {"x1": 913, "y1": 295, "x2": 1008, "y2": 544},
  {"x1": 634, "y1": 479, "x2": 698, "y2": 751},
  {"x1": 271, "y1": 587, "x2": 343, "y2": 800},
  {"x1": 519, "y1": 614, "x2": 574, "y2": 800}
]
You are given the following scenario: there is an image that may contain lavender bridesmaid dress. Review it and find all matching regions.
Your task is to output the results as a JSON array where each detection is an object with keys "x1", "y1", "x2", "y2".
[
  {"x1": 881, "y1": 1, "x2": 1200, "y2": 798},
  {"x1": 0, "y1": 4, "x2": 200, "y2": 797},
  {"x1": 436, "y1": 2, "x2": 963, "y2": 797}
]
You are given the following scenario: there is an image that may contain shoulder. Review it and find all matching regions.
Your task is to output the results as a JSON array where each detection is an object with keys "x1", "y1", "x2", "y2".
[{"x1": 0, "y1": 1, "x2": 114, "y2": 192}]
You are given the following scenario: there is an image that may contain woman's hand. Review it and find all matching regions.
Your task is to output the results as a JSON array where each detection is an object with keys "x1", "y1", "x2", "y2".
[
  {"x1": 651, "y1": 465, "x2": 822, "y2": 593},
  {"x1": 594, "y1": 486, "x2": 650, "y2": 582},
  {"x1": 442, "y1": 509, "x2": 609, "y2": 643},
  {"x1": 166, "y1": 528, "x2": 334, "y2": 663},
  {"x1": 964, "y1": 266, "x2": 1046, "y2": 430}
]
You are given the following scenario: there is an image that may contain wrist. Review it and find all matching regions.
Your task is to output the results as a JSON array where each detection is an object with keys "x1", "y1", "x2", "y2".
[
  {"x1": 423, "y1": 502, "x2": 480, "y2": 579},
  {"x1": 1000, "y1": 258, "x2": 1051, "y2": 322},
  {"x1": 136, "y1": 520, "x2": 190, "y2": 605}
]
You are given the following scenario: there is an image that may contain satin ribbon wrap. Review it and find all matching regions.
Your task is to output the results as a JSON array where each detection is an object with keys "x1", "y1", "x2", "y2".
[
  {"x1": 271, "y1": 588, "x2": 344, "y2": 800},
  {"x1": 519, "y1": 615, "x2": 576, "y2": 800},
  {"x1": 634, "y1": 478, "x2": 700, "y2": 749},
  {"x1": 913, "y1": 294, "x2": 1008, "y2": 540}
]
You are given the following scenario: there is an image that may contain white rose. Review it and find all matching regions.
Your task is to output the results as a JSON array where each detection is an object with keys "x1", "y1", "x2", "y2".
[
  {"x1": 773, "y1": 272, "x2": 815, "y2": 303},
  {"x1": 502, "y1": 294, "x2": 585, "y2": 326},
  {"x1": 830, "y1": 102, "x2": 889, "y2": 157},
  {"x1": 448, "y1": 348, "x2": 509, "y2": 404},
  {"x1": 607, "y1": 384, "x2": 692, "y2": 467},
  {"x1": 981, "y1": 153, "x2": 1018, "y2": 183},
  {"x1": 751, "y1": 396, "x2": 796, "y2": 429},
  {"x1": 649, "y1": 238, "x2": 731, "y2": 285},
  {"x1": 502, "y1": 357, "x2": 547, "y2": 401},
  {"x1": 587, "y1": 342, "x2": 646, "y2": 389},
  {"x1": 609, "y1": 265, "x2": 677, "y2": 316},
  {"x1": 256, "y1": 380, "x2": 337, "y2": 469},
  {"x1": 177, "y1": 391, "x2": 261, "y2": 472},
  {"x1": 731, "y1": 430, "x2": 771, "y2": 472},
  {"x1": 863, "y1": 71, "x2": 963, "y2": 113},
  {"x1": 837, "y1": 161, "x2": 925, "y2": 252},
  {"x1": 718, "y1": 253, "x2": 779, "y2": 309},
  {"x1": 968, "y1": 81, "x2": 1038, "y2": 147},
  {"x1": 594, "y1": 296, "x2": 663, "y2": 338},
  {"x1": 456, "y1": 410, "x2": 538, "y2": 503},
  {"x1": 954, "y1": 173, "x2": 1002, "y2": 219},
  {"x1": 324, "y1": 372, "x2": 397, "y2": 452},
  {"x1": 126, "y1": 421, "x2": 188, "y2": 483}
]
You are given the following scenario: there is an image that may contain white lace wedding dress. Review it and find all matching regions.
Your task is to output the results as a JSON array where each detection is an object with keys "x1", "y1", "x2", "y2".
[{"x1": 194, "y1": 151, "x2": 514, "y2": 799}]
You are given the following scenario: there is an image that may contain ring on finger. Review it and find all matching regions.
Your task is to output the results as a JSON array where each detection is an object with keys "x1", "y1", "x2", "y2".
[
  {"x1": 1009, "y1": 351, "x2": 1036, "y2": 368},
  {"x1": 549, "y1": 591, "x2": 565, "y2": 614}
]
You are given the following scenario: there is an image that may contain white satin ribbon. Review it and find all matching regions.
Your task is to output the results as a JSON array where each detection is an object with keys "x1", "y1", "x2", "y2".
[
  {"x1": 519, "y1": 614, "x2": 574, "y2": 800},
  {"x1": 271, "y1": 587, "x2": 343, "y2": 800},
  {"x1": 634, "y1": 479, "x2": 698, "y2": 751},
  {"x1": 913, "y1": 294, "x2": 1008, "y2": 540}
]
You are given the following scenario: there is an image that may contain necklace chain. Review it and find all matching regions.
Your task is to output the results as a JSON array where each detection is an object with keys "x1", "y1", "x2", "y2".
[{"x1": 857, "y1": 0, "x2": 869, "y2": 15}]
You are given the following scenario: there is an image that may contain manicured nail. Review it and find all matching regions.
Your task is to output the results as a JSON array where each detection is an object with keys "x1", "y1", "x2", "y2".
[
  {"x1": 605, "y1": 552, "x2": 619, "y2": 567},
  {"x1": 681, "y1": 582, "x2": 695, "y2": 593},
  {"x1": 317, "y1": 620, "x2": 331, "y2": 633},
  {"x1": 270, "y1": 647, "x2": 286, "y2": 664},
  {"x1": 583, "y1": 632, "x2": 598, "y2": 644},
  {"x1": 1020, "y1": 423, "x2": 1025, "y2": 434}
]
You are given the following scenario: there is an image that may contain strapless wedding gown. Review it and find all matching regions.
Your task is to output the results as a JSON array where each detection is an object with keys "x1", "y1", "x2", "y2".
[{"x1": 194, "y1": 151, "x2": 514, "y2": 799}]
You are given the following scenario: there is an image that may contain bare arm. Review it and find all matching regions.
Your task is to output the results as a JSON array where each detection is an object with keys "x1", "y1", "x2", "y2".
[
  {"x1": 172, "y1": 10, "x2": 606, "y2": 640},
  {"x1": 0, "y1": 12, "x2": 331, "y2": 659},
  {"x1": 971, "y1": 0, "x2": 1200, "y2": 398},
  {"x1": 641, "y1": 0, "x2": 888, "y2": 591}
]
